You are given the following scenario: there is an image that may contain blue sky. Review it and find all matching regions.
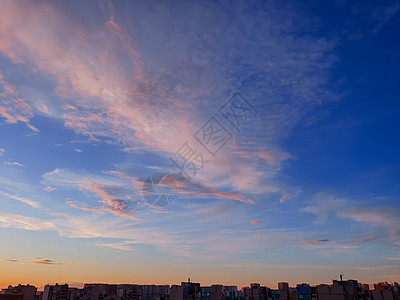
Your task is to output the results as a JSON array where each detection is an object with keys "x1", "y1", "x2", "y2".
[{"x1": 0, "y1": 0, "x2": 399, "y2": 288}]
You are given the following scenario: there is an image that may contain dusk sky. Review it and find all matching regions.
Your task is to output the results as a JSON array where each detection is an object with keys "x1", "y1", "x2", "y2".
[{"x1": 0, "y1": 0, "x2": 399, "y2": 289}]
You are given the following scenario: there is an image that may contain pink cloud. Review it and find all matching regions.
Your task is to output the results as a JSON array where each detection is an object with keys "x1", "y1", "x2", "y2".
[
  {"x1": 62, "y1": 104, "x2": 78, "y2": 110},
  {"x1": 146, "y1": 174, "x2": 255, "y2": 204},
  {"x1": 254, "y1": 148, "x2": 293, "y2": 166},
  {"x1": 107, "y1": 170, "x2": 143, "y2": 190},
  {"x1": 0, "y1": 0, "x2": 250, "y2": 203},
  {"x1": 78, "y1": 182, "x2": 140, "y2": 221},
  {"x1": 4, "y1": 161, "x2": 24, "y2": 167},
  {"x1": 0, "y1": 0, "x2": 334, "y2": 202},
  {"x1": 1, "y1": 257, "x2": 75, "y2": 266},
  {"x1": 251, "y1": 219, "x2": 260, "y2": 226},
  {"x1": 304, "y1": 195, "x2": 400, "y2": 246},
  {"x1": 0, "y1": 70, "x2": 38, "y2": 132},
  {"x1": 279, "y1": 193, "x2": 292, "y2": 203},
  {"x1": 1, "y1": 259, "x2": 19, "y2": 263},
  {"x1": 356, "y1": 266, "x2": 400, "y2": 271},
  {"x1": 96, "y1": 241, "x2": 137, "y2": 252},
  {"x1": 27, "y1": 257, "x2": 75, "y2": 266},
  {"x1": 42, "y1": 169, "x2": 141, "y2": 217},
  {"x1": 0, "y1": 211, "x2": 55, "y2": 231},
  {"x1": 0, "y1": 190, "x2": 40, "y2": 208},
  {"x1": 0, "y1": 1, "x2": 223, "y2": 165},
  {"x1": 338, "y1": 208, "x2": 400, "y2": 229},
  {"x1": 43, "y1": 186, "x2": 55, "y2": 192},
  {"x1": 301, "y1": 239, "x2": 329, "y2": 245}
]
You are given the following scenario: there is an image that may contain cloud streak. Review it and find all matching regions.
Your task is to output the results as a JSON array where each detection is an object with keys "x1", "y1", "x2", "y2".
[
  {"x1": 4, "y1": 161, "x2": 24, "y2": 167},
  {"x1": 43, "y1": 186, "x2": 55, "y2": 192},
  {"x1": 0, "y1": 211, "x2": 55, "y2": 231},
  {"x1": 1, "y1": 257, "x2": 75, "y2": 266},
  {"x1": 27, "y1": 257, "x2": 75, "y2": 266},
  {"x1": 301, "y1": 239, "x2": 329, "y2": 245},
  {"x1": 0, "y1": 190, "x2": 41, "y2": 208}
]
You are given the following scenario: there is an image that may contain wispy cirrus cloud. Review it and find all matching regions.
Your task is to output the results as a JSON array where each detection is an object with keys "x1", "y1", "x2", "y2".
[
  {"x1": 301, "y1": 239, "x2": 329, "y2": 245},
  {"x1": 1, "y1": 258, "x2": 19, "y2": 263},
  {"x1": 303, "y1": 193, "x2": 400, "y2": 245},
  {"x1": 0, "y1": 202, "x2": 387, "y2": 261},
  {"x1": 351, "y1": 1, "x2": 400, "y2": 36},
  {"x1": 2, "y1": 257, "x2": 75, "y2": 266},
  {"x1": 110, "y1": 169, "x2": 253, "y2": 204},
  {"x1": 42, "y1": 168, "x2": 128, "y2": 188},
  {"x1": 0, "y1": 211, "x2": 55, "y2": 231},
  {"x1": 356, "y1": 265, "x2": 400, "y2": 271},
  {"x1": 43, "y1": 167, "x2": 254, "y2": 221},
  {"x1": 96, "y1": 241, "x2": 137, "y2": 252},
  {"x1": 0, "y1": 2, "x2": 398, "y2": 284},
  {"x1": 0, "y1": 190, "x2": 41, "y2": 208},
  {"x1": 279, "y1": 193, "x2": 293, "y2": 203},
  {"x1": 338, "y1": 208, "x2": 400, "y2": 232},
  {"x1": 162, "y1": 174, "x2": 254, "y2": 204},
  {"x1": 42, "y1": 168, "x2": 140, "y2": 220},
  {"x1": 0, "y1": 0, "x2": 340, "y2": 199},
  {"x1": 0, "y1": 208, "x2": 292, "y2": 260},
  {"x1": 4, "y1": 161, "x2": 24, "y2": 167},
  {"x1": 27, "y1": 257, "x2": 75, "y2": 266},
  {"x1": 386, "y1": 257, "x2": 400, "y2": 261},
  {"x1": 301, "y1": 236, "x2": 377, "y2": 250},
  {"x1": 0, "y1": 70, "x2": 38, "y2": 132},
  {"x1": 303, "y1": 193, "x2": 347, "y2": 224},
  {"x1": 79, "y1": 182, "x2": 139, "y2": 220},
  {"x1": 218, "y1": 263, "x2": 346, "y2": 270}
]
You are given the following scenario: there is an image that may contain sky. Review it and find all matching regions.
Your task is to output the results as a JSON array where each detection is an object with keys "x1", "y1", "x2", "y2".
[{"x1": 0, "y1": 0, "x2": 400, "y2": 290}]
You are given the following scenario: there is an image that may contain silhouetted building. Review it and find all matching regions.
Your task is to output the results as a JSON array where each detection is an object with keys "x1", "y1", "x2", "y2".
[
  {"x1": 117, "y1": 285, "x2": 141, "y2": 300},
  {"x1": 0, "y1": 295, "x2": 24, "y2": 300},
  {"x1": 243, "y1": 283, "x2": 263, "y2": 300},
  {"x1": 271, "y1": 290, "x2": 280, "y2": 300},
  {"x1": 316, "y1": 284, "x2": 344, "y2": 300},
  {"x1": 357, "y1": 284, "x2": 370, "y2": 300},
  {"x1": 4, "y1": 279, "x2": 400, "y2": 300},
  {"x1": 260, "y1": 286, "x2": 271, "y2": 300},
  {"x1": 142, "y1": 285, "x2": 169, "y2": 300},
  {"x1": 333, "y1": 280, "x2": 358, "y2": 300},
  {"x1": 290, "y1": 288, "x2": 298, "y2": 300},
  {"x1": 81, "y1": 284, "x2": 120, "y2": 300},
  {"x1": 42, "y1": 284, "x2": 68, "y2": 300},
  {"x1": 170, "y1": 286, "x2": 183, "y2": 300},
  {"x1": 200, "y1": 288, "x2": 210, "y2": 300},
  {"x1": 278, "y1": 283, "x2": 289, "y2": 300},
  {"x1": 1, "y1": 285, "x2": 37, "y2": 300},
  {"x1": 297, "y1": 284, "x2": 311, "y2": 300},
  {"x1": 371, "y1": 282, "x2": 397, "y2": 300},
  {"x1": 210, "y1": 286, "x2": 223, "y2": 300},
  {"x1": 310, "y1": 287, "x2": 317, "y2": 300},
  {"x1": 180, "y1": 279, "x2": 201, "y2": 300},
  {"x1": 222, "y1": 286, "x2": 239, "y2": 300}
]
